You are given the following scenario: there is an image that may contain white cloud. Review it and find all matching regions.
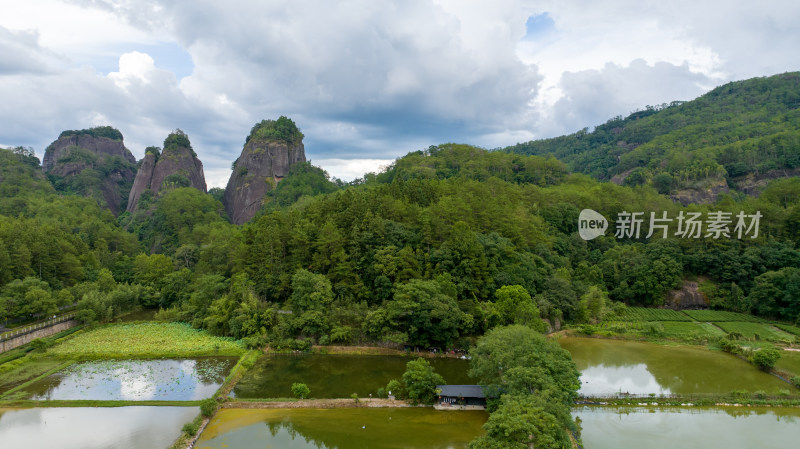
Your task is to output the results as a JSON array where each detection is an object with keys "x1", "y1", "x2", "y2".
[
  {"x1": 0, "y1": 0, "x2": 798, "y2": 183},
  {"x1": 108, "y1": 51, "x2": 158, "y2": 89},
  {"x1": 544, "y1": 59, "x2": 711, "y2": 136},
  {"x1": 312, "y1": 158, "x2": 396, "y2": 182}
]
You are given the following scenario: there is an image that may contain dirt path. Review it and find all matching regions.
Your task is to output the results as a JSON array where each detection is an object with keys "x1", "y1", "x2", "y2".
[{"x1": 223, "y1": 398, "x2": 418, "y2": 409}]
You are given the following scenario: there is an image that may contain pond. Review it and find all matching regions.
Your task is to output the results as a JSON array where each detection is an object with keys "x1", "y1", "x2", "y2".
[
  {"x1": 18, "y1": 357, "x2": 237, "y2": 401},
  {"x1": 234, "y1": 354, "x2": 471, "y2": 399},
  {"x1": 0, "y1": 406, "x2": 197, "y2": 449},
  {"x1": 575, "y1": 406, "x2": 800, "y2": 449},
  {"x1": 195, "y1": 408, "x2": 487, "y2": 449},
  {"x1": 559, "y1": 337, "x2": 790, "y2": 396}
]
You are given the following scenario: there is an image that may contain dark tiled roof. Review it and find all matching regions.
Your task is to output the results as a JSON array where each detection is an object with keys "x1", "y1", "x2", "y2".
[{"x1": 437, "y1": 385, "x2": 485, "y2": 398}]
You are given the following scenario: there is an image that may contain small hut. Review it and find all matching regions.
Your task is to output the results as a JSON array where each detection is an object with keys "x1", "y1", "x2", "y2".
[{"x1": 435, "y1": 385, "x2": 486, "y2": 410}]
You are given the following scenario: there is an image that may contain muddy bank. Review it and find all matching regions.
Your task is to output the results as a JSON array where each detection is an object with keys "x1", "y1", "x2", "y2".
[{"x1": 224, "y1": 398, "x2": 418, "y2": 409}]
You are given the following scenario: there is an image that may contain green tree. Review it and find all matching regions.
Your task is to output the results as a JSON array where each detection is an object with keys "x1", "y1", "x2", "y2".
[
  {"x1": 401, "y1": 358, "x2": 445, "y2": 405},
  {"x1": 751, "y1": 348, "x2": 781, "y2": 371},
  {"x1": 469, "y1": 394, "x2": 572, "y2": 449},
  {"x1": 291, "y1": 382, "x2": 311, "y2": 399},
  {"x1": 289, "y1": 269, "x2": 334, "y2": 313},
  {"x1": 469, "y1": 325, "x2": 580, "y2": 405},
  {"x1": 579, "y1": 285, "x2": 607, "y2": 322},
  {"x1": 365, "y1": 279, "x2": 467, "y2": 347},
  {"x1": 494, "y1": 285, "x2": 545, "y2": 331}
]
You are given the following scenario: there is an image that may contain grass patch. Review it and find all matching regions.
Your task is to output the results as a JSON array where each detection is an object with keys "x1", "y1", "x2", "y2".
[
  {"x1": 659, "y1": 322, "x2": 727, "y2": 339},
  {"x1": 0, "y1": 360, "x2": 75, "y2": 400},
  {"x1": 683, "y1": 310, "x2": 766, "y2": 322},
  {"x1": 775, "y1": 351, "x2": 800, "y2": 377},
  {"x1": 612, "y1": 307, "x2": 691, "y2": 322},
  {"x1": 580, "y1": 321, "x2": 722, "y2": 343},
  {"x1": 0, "y1": 357, "x2": 68, "y2": 394},
  {"x1": 0, "y1": 325, "x2": 83, "y2": 367},
  {"x1": 714, "y1": 322, "x2": 795, "y2": 343},
  {"x1": 48, "y1": 322, "x2": 244, "y2": 358},
  {"x1": 215, "y1": 350, "x2": 262, "y2": 399},
  {"x1": 0, "y1": 347, "x2": 30, "y2": 366},
  {"x1": 774, "y1": 323, "x2": 800, "y2": 337}
]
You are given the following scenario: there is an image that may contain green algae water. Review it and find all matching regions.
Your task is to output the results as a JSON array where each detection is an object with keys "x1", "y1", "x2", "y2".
[
  {"x1": 18, "y1": 357, "x2": 236, "y2": 400},
  {"x1": 233, "y1": 354, "x2": 471, "y2": 399},
  {"x1": 0, "y1": 406, "x2": 197, "y2": 449},
  {"x1": 559, "y1": 337, "x2": 790, "y2": 395},
  {"x1": 195, "y1": 408, "x2": 487, "y2": 449},
  {"x1": 575, "y1": 406, "x2": 800, "y2": 449}
]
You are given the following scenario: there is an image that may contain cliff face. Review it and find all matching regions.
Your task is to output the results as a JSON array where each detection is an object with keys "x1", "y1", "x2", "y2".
[
  {"x1": 665, "y1": 281, "x2": 708, "y2": 309},
  {"x1": 126, "y1": 146, "x2": 207, "y2": 213},
  {"x1": 43, "y1": 133, "x2": 137, "y2": 215},
  {"x1": 43, "y1": 134, "x2": 136, "y2": 172},
  {"x1": 126, "y1": 152, "x2": 157, "y2": 214},
  {"x1": 223, "y1": 139, "x2": 306, "y2": 224}
]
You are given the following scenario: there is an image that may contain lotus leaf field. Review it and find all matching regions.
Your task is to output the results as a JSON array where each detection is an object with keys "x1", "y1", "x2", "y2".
[{"x1": 49, "y1": 323, "x2": 245, "y2": 358}]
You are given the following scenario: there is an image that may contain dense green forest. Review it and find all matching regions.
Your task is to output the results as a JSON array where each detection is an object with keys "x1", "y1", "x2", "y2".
[
  {"x1": 504, "y1": 72, "x2": 800, "y2": 196},
  {"x1": 2, "y1": 146, "x2": 799, "y2": 347},
  {"x1": 1, "y1": 73, "x2": 799, "y2": 350}
]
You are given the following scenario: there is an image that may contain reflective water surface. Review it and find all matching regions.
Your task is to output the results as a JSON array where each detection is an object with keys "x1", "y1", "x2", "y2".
[
  {"x1": 0, "y1": 406, "x2": 197, "y2": 449},
  {"x1": 233, "y1": 354, "x2": 471, "y2": 399},
  {"x1": 196, "y1": 408, "x2": 487, "y2": 449},
  {"x1": 559, "y1": 337, "x2": 789, "y2": 395},
  {"x1": 20, "y1": 357, "x2": 236, "y2": 400},
  {"x1": 576, "y1": 406, "x2": 800, "y2": 449}
]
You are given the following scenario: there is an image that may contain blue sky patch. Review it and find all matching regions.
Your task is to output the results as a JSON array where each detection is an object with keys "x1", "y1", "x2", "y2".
[
  {"x1": 523, "y1": 13, "x2": 555, "y2": 40},
  {"x1": 96, "y1": 41, "x2": 194, "y2": 80}
]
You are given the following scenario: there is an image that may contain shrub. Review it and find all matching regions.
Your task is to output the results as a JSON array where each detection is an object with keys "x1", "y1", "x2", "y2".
[
  {"x1": 730, "y1": 389, "x2": 749, "y2": 398},
  {"x1": 246, "y1": 116, "x2": 304, "y2": 145},
  {"x1": 200, "y1": 398, "x2": 217, "y2": 417},
  {"x1": 719, "y1": 338, "x2": 742, "y2": 354},
  {"x1": 791, "y1": 376, "x2": 800, "y2": 388},
  {"x1": 291, "y1": 382, "x2": 311, "y2": 399},
  {"x1": 750, "y1": 348, "x2": 781, "y2": 371},
  {"x1": 30, "y1": 338, "x2": 54, "y2": 353},
  {"x1": 386, "y1": 379, "x2": 404, "y2": 399},
  {"x1": 292, "y1": 339, "x2": 312, "y2": 352},
  {"x1": 351, "y1": 393, "x2": 360, "y2": 403},
  {"x1": 182, "y1": 416, "x2": 203, "y2": 437}
]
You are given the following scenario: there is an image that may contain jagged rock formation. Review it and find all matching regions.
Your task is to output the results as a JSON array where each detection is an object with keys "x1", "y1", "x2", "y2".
[
  {"x1": 223, "y1": 117, "x2": 306, "y2": 224},
  {"x1": 665, "y1": 281, "x2": 708, "y2": 309},
  {"x1": 126, "y1": 131, "x2": 207, "y2": 213},
  {"x1": 42, "y1": 127, "x2": 137, "y2": 215},
  {"x1": 670, "y1": 179, "x2": 731, "y2": 206}
]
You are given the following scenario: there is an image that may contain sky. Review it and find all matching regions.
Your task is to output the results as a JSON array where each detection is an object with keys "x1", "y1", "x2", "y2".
[{"x1": 1, "y1": 1, "x2": 798, "y2": 187}]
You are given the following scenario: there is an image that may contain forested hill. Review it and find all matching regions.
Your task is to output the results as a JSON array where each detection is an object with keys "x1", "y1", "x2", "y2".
[
  {"x1": 2, "y1": 75, "x2": 800, "y2": 351},
  {"x1": 503, "y1": 72, "x2": 800, "y2": 203}
]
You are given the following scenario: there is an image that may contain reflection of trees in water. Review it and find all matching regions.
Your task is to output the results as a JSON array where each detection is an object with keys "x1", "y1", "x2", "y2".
[
  {"x1": 234, "y1": 354, "x2": 470, "y2": 399},
  {"x1": 722, "y1": 407, "x2": 798, "y2": 422},
  {"x1": 267, "y1": 420, "x2": 333, "y2": 449},
  {"x1": 601, "y1": 406, "x2": 799, "y2": 424},
  {"x1": 565, "y1": 339, "x2": 784, "y2": 394}
]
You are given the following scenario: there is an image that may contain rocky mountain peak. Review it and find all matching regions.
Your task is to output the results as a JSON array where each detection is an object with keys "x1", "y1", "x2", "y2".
[
  {"x1": 42, "y1": 126, "x2": 137, "y2": 215},
  {"x1": 223, "y1": 117, "x2": 306, "y2": 224},
  {"x1": 126, "y1": 130, "x2": 207, "y2": 213}
]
